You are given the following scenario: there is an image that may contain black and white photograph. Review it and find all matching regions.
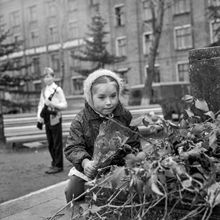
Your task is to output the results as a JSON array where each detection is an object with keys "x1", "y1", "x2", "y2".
[{"x1": 1, "y1": 0, "x2": 220, "y2": 219}]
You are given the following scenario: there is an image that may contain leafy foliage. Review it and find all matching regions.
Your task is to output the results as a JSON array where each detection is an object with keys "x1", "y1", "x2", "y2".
[
  {"x1": 71, "y1": 14, "x2": 125, "y2": 77},
  {"x1": 49, "y1": 96, "x2": 220, "y2": 220},
  {"x1": 68, "y1": 97, "x2": 220, "y2": 220}
]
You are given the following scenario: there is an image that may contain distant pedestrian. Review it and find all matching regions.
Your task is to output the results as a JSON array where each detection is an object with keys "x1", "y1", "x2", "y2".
[
  {"x1": 37, "y1": 67, "x2": 67, "y2": 174},
  {"x1": 64, "y1": 69, "x2": 141, "y2": 203}
]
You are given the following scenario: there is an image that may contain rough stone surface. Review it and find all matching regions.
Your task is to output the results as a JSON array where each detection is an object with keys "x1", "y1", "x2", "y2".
[
  {"x1": 189, "y1": 46, "x2": 220, "y2": 61},
  {"x1": 189, "y1": 46, "x2": 220, "y2": 112}
]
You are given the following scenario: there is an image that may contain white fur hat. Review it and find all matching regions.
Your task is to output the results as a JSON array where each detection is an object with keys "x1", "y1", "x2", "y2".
[{"x1": 83, "y1": 69, "x2": 123, "y2": 106}]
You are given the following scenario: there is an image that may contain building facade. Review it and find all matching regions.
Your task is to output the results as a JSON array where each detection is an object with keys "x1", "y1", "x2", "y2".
[{"x1": 0, "y1": 0, "x2": 219, "y2": 103}]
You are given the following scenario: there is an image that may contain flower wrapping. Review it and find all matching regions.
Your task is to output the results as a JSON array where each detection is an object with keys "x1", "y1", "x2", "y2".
[
  {"x1": 93, "y1": 120, "x2": 130, "y2": 168},
  {"x1": 68, "y1": 119, "x2": 131, "y2": 181}
]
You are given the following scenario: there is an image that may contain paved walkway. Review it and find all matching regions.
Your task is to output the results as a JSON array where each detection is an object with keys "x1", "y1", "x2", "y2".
[{"x1": 0, "y1": 180, "x2": 71, "y2": 220}]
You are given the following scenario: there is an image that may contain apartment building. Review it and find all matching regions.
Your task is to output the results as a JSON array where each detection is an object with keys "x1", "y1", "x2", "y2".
[{"x1": 0, "y1": 0, "x2": 219, "y2": 100}]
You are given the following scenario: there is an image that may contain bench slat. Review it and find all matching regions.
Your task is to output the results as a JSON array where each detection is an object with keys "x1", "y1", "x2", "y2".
[
  {"x1": 4, "y1": 123, "x2": 71, "y2": 136},
  {"x1": 3, "y1": 105, "x2": 163, "y2": 143},
  {"x1": 6, "y1": 132, "x2": 69, "y2": 143}
]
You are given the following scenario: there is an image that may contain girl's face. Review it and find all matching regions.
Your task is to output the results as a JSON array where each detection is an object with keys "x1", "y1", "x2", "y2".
[
  {"x1": 92, "y1": 82, "x2": 119, "y2": 115},
  {"x1": 43, "y1": 74, "x2": 54, "y2": 86}
]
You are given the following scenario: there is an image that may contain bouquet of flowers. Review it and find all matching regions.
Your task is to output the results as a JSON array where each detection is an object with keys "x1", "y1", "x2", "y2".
[
  {"x1": 93, "y1": 120, "x2": 130, "y2": 169},
  {"x1": 69, "y1": 119, "x2": 131, "y2": 181}
]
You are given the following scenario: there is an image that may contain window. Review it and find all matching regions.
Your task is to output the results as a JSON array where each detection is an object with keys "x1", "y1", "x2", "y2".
[
  {"x1": 89, "y1": 0, "x2": 99, "y2": 6},
  {"x1": 47, "y1": 0, "x2": 56, "y2": 17},
  {"x1": 72, "y1": 76, "x2": 85, "y2": 94},
  {"x1": 12, "y1": 25, "x2": 20, "y2": 34},
  {"x1": 177, "y1": 62, "x2": 189, "y2": 82},
  {"x1": 31, "y1": 57, "x2": 41, "y2": 75},
  {"x1": 14, "y1": 33, "x2": 23, "y2": 50},
  {"x1": 68, "y1": 0, "x2": 78, "y2": 19},
  {"x1": 173, "y1": 0, "x2": 190, "y2": 14},
  {"x1": 68, "y1": 0, "x2": 77, "y2": 11},
  {"x1": 145, "y1": 65, "x2": 160, "y2": 83},
  {"x1": 114, "y1": 5, "x2": 125, "y2": 26},
  {"x1": 10, "y1": 11, "x2": 21, "y2": 41},
  {"x1": 0, "y1": 15, "x2": 5, "y2": 33},
  {"x1": 116, "y1": 37, "x2": 126, "y2": 57},
  {"x1": 12, "y1": 58, "x2": 22, "y2": 74},
  {"x1": 89, "y1": 0, "x2": 99, "y2": 13},
  {"x1": 33, "y1": 80, "x2": 42, "y2": 92},
  {"x1": 142, "y1": 1, "x2": 152, "y2": 21},
  {"x1": 68, "y1": 20, "x2": 79, "y2": 39},
  {"x1": 11, "y1": 59, "x2": 25, "y2": 85},
  {"x1": 48, "y1": 25, "x2": 58, "y2": 43},
  {"x1": 51, "y1": 54, "x2": 60, "y2": 73},
  {"x1": 174, "y1": 25, "x2": 193, "y2": 50},
  {"x1": 47, "y1": 15, "x2": 57, "y2": 38},
  {"x1": 208, "y1": 0, "x2": 220, "y2": 6},
  {"x1": 47, "y1": 0, "x2": 57, "y2": 43},
  {"x1": 210, "y1": 20, "x2": 220, "y2": 43},
  {"x1": 30, "y1": 29, "x2": 39, "y2": 46},
  {"x1": 14, "y1": 33, "x2": 22, "y2": 42},
  {"x1": 68, "y1": 9, "x2": 78, "y2": 22},
  {"x1": 143, "y1": 32, "x2": 153, "y2": 55},
  {"x1": 10, "y1": 10, "x2": 20, "y2": 27},
  {"x1": 29, "y1": 10, "x2": 39, "y2": 47},
  {"x1": 89, "y1": 0, "x2": 99, "y2": 11},
  {"x1": 28, "y1": 5, "x2": 37, "y2": 22},
  {"x1": 70, "y1": 49, "x2": 82, "y2": 69}
]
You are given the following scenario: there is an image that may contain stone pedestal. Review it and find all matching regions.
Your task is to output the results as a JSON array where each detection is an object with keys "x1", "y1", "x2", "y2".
[{"x1": 189, "y1": 46, "x2": 220, "y2": 113}]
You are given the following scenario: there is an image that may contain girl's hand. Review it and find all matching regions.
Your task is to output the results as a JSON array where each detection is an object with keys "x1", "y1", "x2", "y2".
[
  {"x1": 38, "y1": 117, "x2": 44, "y2": 123},
  {"x1": 82, "y1": 159, "x2": 97, "y2": 178}
]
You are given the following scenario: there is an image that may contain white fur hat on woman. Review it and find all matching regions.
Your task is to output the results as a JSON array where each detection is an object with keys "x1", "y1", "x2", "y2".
[{"x1": 83, "y1": 69, "x2": 123, "y2": 106}]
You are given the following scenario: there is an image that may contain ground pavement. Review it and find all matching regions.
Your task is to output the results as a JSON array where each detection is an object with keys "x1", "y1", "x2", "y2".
[{"x1": 0, "y1": 180, "x2": 74, "y2": 220}]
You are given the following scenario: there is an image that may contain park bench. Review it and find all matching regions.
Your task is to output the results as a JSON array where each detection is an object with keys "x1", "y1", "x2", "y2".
[{"x1": 2, "y1": 104, "x2": 163, "y2": 147}]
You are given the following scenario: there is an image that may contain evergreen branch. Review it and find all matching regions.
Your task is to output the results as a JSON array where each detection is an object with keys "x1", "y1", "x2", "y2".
[{"x1": 70, "y1": 14, "x2": 124, "y2": 77}]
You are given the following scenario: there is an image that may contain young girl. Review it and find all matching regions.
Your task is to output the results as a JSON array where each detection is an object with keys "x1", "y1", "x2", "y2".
[{"x1": 64, "y1": 69, "x2": 141, "y2": 202}]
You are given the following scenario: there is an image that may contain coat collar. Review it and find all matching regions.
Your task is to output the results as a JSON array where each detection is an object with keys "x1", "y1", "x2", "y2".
[
  {"x1": 46, "y1": 82, "x2": 57, "y2": 90},
  {"x1": 84, "y1": 102, "x2": 125, "y2": 120}
]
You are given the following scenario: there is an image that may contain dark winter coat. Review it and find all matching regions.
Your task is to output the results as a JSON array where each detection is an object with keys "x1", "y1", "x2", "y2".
[{"x1": 64, "y1": 102, "x2": 141, "y2": 171}]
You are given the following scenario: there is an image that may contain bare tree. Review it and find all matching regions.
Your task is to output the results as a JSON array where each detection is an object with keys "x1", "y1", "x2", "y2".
[{"x1": 142, "y1": 0, "x2": 166, "y2": 105}]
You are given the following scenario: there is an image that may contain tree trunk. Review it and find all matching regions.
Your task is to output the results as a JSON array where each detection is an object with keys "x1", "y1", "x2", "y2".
[
  {"x1": 141, "y1": 0, "x2": 165, "y2": 105},
  {"x1": 142, "y1": 62, "x2": 154, "y2": 105}
]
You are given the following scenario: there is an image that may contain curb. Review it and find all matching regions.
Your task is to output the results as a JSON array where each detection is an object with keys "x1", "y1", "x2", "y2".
[{"x1": 0, "y1": 180, "x2": 68, "y2": 219}]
